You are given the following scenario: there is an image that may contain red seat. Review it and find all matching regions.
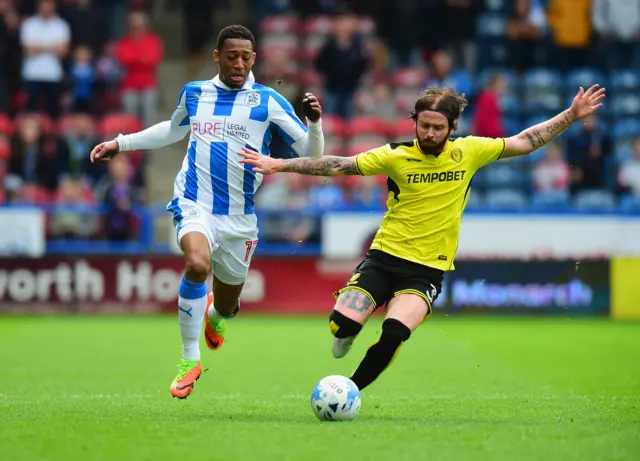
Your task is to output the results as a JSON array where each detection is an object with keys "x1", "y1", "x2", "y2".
[
  {"x1": 391, "y1": 118, "x2": 415, "y2": 140},
  {"x1": 299, "y1": 69, "x2": 322, "y2": 87},
  {"x1": 346, "y1": 116, "x2": 390, "y2": 137},
  {"x1": 0, "y1": 114, "x2": 12, "y2": 136},
  {"x1": 260, "y1": 35, "x2": 299, "y2": 53},
  {"x1": 259, "y1": 16, "x2": 300, "y2": 36},
  {"x1": 345, "y1": 139, "x2": 387, "y2": 157},
  {"x1": 0, "y1": 140, "x2": 10, "y2": 160},
  {"x1": 303, "y1": 16, "x2": 332, "y2": 36},
  {"x1": 320, "y1": 115, "x2": 346, "y2": 137},
  {"x1": 392, "y1": 67, "x2": 428, "y2": 88},
  {"x1": 10, "y1": 90, "x2": 27, "y2": 113},
  {"x1": 99, "y1": 113, "x2": 142, "y2": 138},
  {"x1": 21, "y1": 185, "x2": 52, "y2": 204}
]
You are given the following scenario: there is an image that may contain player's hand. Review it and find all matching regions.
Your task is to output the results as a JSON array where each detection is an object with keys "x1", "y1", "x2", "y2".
[
  {"x1": 90, "y1": 140, "x2": 119, "y2": 163},
  {"x1": 238, "y1": 147, "x2": 284, "y2": 174},
  {"x1": 302, "y1": 92, "x2": 322, "y2": 123},
  {"x1": 569, "y1": 84, "x2": 607, "y2": 121}
]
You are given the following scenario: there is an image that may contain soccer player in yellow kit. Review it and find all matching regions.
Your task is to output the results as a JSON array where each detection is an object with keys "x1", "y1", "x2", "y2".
[{"x1": 239, "y1": 84, "x2": 606, "y2": 391}]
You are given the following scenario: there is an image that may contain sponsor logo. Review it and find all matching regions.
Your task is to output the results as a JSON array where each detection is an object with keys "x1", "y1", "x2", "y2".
[{"x1": 406, "y1": 171, "x2": 467, "y2": 184}]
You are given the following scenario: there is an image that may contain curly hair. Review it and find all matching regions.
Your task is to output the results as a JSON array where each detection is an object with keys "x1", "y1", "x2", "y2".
[
  {"x1": 410, "y1": 87, "x2": 468, "y2": 128},
  {"x1": 216, "y1": 25, "x2": 256, "y2": 51}
]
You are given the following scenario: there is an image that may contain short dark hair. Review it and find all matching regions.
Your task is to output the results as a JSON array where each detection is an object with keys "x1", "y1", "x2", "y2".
[
  {"x1": 410, "y1": 87, "x2": 468, "y2": 128},
  {"x1": 216, "y1": 25, "x2": 256, "y2": 51}
]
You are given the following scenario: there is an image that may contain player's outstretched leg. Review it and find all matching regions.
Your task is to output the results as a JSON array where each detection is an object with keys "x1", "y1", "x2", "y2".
[
  {"x1": 349, "y1": 294, "x2": 428, "y2": 391},
  {"x1": 204, "y1": 275, "x2": 243, "y2": 350},
  {"x1": 171, "y1": 232, "x2": 211, "y2": 399},
  {"x1": 330, "y1": 290, "x2": 376, "y2": 358}
]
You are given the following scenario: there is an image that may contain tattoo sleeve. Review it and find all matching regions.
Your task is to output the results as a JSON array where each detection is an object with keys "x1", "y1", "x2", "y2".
[
  {"x1": 523, "y1": 110, "x2": 573, "y2": 150},
  {"x1": 338, "y1": 290, "x2": 373, "y2": 314},
  {"x1": 282, "y1": 155, "x2": 359, "y2": 176}
]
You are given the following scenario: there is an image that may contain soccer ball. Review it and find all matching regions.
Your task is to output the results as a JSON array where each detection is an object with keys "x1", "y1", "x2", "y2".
[{"x1": 310, "y1": 375, "x2": 361, "y2": 422}]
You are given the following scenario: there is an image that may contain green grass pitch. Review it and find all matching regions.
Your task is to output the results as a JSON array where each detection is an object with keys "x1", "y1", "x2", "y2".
[{"x1": 1, "y1": 315, "x2": 639, "y2": 461}]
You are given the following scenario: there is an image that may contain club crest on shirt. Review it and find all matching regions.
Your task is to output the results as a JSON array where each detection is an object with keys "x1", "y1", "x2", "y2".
[
  {"x1": 245, "y1": 91, "x2": 261, "y2": 107},
  {"x1": 451, "y1": 149, "x2": 462, "y2": 163}
]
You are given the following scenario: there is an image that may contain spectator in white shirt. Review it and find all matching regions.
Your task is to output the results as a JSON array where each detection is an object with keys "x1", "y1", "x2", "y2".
[
  {"x1": 618, "y1": 137, "x2": 640, "y2": 197},
  {"x1": 20, "y1": 0, "x2": 70, "y2": 116}
]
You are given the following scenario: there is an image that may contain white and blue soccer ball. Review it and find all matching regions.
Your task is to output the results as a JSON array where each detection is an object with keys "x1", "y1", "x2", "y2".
[{"x1": 310, "y1": 375, "x2": 361, "y2": 422}]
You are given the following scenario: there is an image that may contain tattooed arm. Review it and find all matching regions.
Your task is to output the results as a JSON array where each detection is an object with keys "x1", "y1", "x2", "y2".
[
  {"x1": 282, "y1": 156, "x2": 359, "y2": 176},
  {"x1": 239, "y1": 147, "x2": 360, "y2": 176},
  {"x1": 503, "y1": 84, "x2": 607, "y2": 158},
  {"x1": 503, "y1": 110, "x2": 574, "y2": 158}
]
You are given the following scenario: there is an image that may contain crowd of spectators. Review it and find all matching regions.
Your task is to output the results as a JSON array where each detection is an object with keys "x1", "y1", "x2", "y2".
[
  {"x1": 250, "y1": 0, "x2": 640, "y2": 248},
  {"x1": 0, "y1": 0, "x2": 158, "y2": 240},
  {"x1": 2, "y1": 0, "x2": 640, "y2": 246}
]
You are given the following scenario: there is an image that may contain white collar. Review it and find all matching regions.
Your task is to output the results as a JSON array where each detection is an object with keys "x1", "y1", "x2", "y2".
[{"x1": 212, "y1": 71, "x2": 255, "y2": 91}]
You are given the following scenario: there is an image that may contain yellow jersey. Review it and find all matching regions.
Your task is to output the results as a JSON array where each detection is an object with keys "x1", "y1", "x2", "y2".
[{"x1": 354, "y1": 136, "x2": 506, "y2": 271}]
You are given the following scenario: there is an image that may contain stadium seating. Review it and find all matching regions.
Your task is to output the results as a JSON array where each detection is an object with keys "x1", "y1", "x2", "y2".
[
  {"x1": 0, "y1": 140, "x2": 10, "y2": 160},
  {"x1": 620, "y1": 195, "x2": 640, "y2": 213},
  {"x1": 0, "y1": 114, "x2": 12, "y2": 137},
  {"x1": 485, "y1": 189, "x2": 528, "y2": 210},
  {"x1": 566, "y1": 68, "x2": 608, "y2": 91},
  {"x1": 574, "y1": 190, "x2": 617, "y2": 211},
  {"x1": 99, "y1": 113, "x2": 143, "y2": 138},
  {"x1": 610, "y1": 69, "x2": 640, "y2": 91},
  {"x1": 532, "y1": 191, "x2": 572, "y2": 209}
]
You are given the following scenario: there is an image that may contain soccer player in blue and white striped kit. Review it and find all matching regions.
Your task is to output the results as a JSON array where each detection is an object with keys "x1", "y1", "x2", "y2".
[{"x1": 90, "y1": 25, "x2": 324, "y2": 398}]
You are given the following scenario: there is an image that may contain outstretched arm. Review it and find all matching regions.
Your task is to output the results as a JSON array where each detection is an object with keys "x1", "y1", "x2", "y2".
[
  {"x1": 91, "y1": 85, "x2": 192, "y2": 163},
  {"x1": 503, "y1": 84, "x2": 606, "y2": 158},
  {"x1": 239, "y1": 147, "x2": 359, "y2": 176}
]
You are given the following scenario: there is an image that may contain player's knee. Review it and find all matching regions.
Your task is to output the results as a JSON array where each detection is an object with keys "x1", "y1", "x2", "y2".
[
  {"x1": 184, "y1": 252, "x2": 210, "y2": 283},
  {"x1": 380, "y1": 318, "x2": 411, "y2": 345},
  {"x1": 329, "y1": 310, "x2": 363, "y2": 338}
]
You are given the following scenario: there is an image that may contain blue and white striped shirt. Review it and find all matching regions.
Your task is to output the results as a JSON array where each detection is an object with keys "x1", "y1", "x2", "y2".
[{"x1": 167, "y1": 72, "x2": 311, "y2": 216}]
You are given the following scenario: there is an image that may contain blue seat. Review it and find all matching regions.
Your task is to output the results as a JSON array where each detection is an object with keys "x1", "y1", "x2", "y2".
[
  {"x1": 613, "y1": 119, "x2": 640, "y2": 141},
  {"x1": 612, "y1": 94, "x2": 640, "y2": 117},
  {"x1": 620, "y1": 195, "x2": 640, "y2": 213},
  {"x1": 483, "y1": 0, "x2": 510, "y2": 13},
  {"x1": 522, "y1": 68, "x2": 563, "y2": 111},
  {"x1": 457, "y1": 117, "x2": 471, "y2": 136},
  {"x1": 532, "y1": 191, "x2": 571, "y2": 209},
  {"x1": 526, "y1": 146, "x2": 550, "y2": 167},
  {"x1": 523, "y1": 67, "x2": 563, "y2": 87},
  {"x1": 566, "y1": 68, "x2": 607, "y2": 91},
  {"x1": 472, "y1": 168, "x2": 489, "y2": 190},
  {"x1": 484, "y1": 163, "x2": 525, "y2": 188},
  {"x1": 500, "y1": 153, "x2": 527, "y2": 168},
  {"x1": 503, "y1": 116, "x2": 522, "y2": 136},
  {"x1": 476, "y1": 13, "x2": 507, "y2": 38},
  {"x1": 485, "y1": 189, "x2": 528, "y2": 210},
  {"x1": 465, "y1": 190, "x2": 483, "y2": 210},
  {"x1": 476, "y1": 14, "x2": 509, "y2": 68},
  {"x1": 500, "y1": 94, "x2": 521, "y2": 116},
  {"x1": 477, "y1": 68, "x2": 520, "y2": 91},
  {"x1": 574, "y1": 190, "x2": 616, "y2": 211},
  {"x1": 614, "y1": 144, "x2": 634, "y2": 163},
  {"x1": 610, "y1": 69, "x2": 640, "y2": 91}
]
